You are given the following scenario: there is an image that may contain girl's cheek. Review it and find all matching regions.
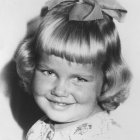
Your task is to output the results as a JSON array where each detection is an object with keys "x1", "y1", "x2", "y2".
[
  {"x1": 32, "y1": 76, "x2": 55, "y2": 96},
  {"x1": 71, "y1": 84, "x2": 97, "y2": 101},
  {"x1": 69, "y1": 84, "x2": 85, "y2": 97}
]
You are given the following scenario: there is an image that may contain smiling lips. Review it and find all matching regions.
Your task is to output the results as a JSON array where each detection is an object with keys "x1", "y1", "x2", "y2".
[{"x1": 48, "y1": 99, "x2": 75, "y2": 107}]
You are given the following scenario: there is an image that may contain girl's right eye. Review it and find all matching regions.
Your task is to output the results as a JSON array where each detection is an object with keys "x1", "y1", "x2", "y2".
[{"x1": 39, "y1": 69, "x2": 56, "y2": 77}]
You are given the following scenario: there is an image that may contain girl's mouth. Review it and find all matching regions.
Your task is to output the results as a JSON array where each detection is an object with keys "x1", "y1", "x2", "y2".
[
  {"x1": 50, "y1": 99, "x2": 74, "y2": 105},
  {"x1": 48, "y1": 99, "x2": 75, "y2": 109},
  {"x1": 51, "y1": 101, "x2": 67, "y2": 106}
]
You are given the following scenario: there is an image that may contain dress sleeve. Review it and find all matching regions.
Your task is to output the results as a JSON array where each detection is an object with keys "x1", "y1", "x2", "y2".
[{"x1": 26, "y1": 116, "x2": 54, "y2": 140}]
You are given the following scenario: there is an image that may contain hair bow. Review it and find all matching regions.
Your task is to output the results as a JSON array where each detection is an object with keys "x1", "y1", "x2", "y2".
[{"x1": 42, "y1": 0, "x2": 127, "y2": 22}]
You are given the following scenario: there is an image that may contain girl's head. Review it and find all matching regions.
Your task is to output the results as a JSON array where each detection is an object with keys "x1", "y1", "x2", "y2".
[{"x1": 15, "y1": 1, "x2": 131, "y2": 121}]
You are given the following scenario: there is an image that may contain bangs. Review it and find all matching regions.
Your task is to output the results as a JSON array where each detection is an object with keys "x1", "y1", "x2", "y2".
[{"x1": 36, "y1": 17, "x2": 106, "y2": 64}]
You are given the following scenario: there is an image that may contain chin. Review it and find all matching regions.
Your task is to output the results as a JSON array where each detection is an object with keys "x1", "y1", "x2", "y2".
[{"x1": 46, "y1": 112, "x2": 72, "y2": 123}]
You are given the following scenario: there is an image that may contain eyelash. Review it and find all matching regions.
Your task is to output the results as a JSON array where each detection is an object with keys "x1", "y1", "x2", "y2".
[
  {"x1": 75, "y1": 76, "x2": 88, "y2": 82},
  {"x1": 40, "y1": 69, "x2": 56, "y2": 76}
]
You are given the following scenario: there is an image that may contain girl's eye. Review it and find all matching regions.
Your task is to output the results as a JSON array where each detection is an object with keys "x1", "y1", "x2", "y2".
[
  {"x1": 46, "y1": 70, "x2": 53, "y2": 75},
  {"x1": 41, "y1": 69, "x2": 56, "y2": 77},
  {"x1": 75, "y1": 76, "x2": 88, "y2": 82}
]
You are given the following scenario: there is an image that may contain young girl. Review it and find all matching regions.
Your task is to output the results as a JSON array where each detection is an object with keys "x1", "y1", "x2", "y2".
[{"x1": 15, "y1": 0, "x2": 132, "y2": 139}]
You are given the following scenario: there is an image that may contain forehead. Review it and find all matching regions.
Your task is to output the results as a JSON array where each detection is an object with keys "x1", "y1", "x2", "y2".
[{"x1": 38, "y1": 53, "x2": 101, "y2": 75}]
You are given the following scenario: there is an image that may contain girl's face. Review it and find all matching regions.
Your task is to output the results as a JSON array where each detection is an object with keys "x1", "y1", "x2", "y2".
[{"x1": 32, "y1": 53, "x2": 103, "y2": 129}]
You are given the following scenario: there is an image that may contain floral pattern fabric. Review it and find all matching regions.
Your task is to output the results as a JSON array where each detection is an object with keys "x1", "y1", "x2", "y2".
[{"x1": 26, "y1": 111, "x2": 127, "y2": 140}]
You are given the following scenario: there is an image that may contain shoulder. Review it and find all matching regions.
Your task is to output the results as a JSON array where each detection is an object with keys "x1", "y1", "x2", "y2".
[
  {"x1": 92, "y1": 112, "x2": 130, "y2": 140},
  {"x1": 26, "y1": 116, "x2": 54, "y2": 140},
  {"x1": 71, "y1": 112, "x2": 129, "y2": 140}
]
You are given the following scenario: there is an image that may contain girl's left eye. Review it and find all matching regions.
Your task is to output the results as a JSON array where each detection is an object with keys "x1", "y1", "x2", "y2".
[{"x1": 75, "y1": 76, "x2": 88, "y2": 82}]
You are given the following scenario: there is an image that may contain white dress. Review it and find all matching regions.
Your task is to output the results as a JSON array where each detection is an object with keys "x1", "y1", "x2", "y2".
[{"x1": 26, "y1": 111, "x2": 128, "y2": 140}]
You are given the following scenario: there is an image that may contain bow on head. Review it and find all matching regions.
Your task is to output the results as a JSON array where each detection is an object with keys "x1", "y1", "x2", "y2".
[{"x1": 42, "y1": 0, "x2": 127, "y2": 22}]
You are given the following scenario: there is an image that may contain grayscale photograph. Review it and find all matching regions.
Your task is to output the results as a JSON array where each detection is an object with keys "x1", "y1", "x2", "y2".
[{"x1": 0, "y1": 0, "x2": 139, "y2": 139}]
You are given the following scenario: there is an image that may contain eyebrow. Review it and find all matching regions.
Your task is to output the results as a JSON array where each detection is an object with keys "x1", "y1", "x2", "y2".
[{"x1": 36, "y1": 63, "x2": 52, "y2": 70}]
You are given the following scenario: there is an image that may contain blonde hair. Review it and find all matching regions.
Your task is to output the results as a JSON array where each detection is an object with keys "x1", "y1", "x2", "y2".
[{"x1": 15, "y1": 1, "x2": 131, "y2": 112}]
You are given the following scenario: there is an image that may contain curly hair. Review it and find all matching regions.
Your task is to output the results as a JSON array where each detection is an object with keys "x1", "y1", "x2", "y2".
[{"x1": 14, "y1": 1, "x2": 132, "y2": 112}]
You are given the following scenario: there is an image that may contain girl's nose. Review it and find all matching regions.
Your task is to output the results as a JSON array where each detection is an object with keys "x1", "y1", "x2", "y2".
[{"x1": 51, "y1": 80, "x2": 69, "y2": 97}]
